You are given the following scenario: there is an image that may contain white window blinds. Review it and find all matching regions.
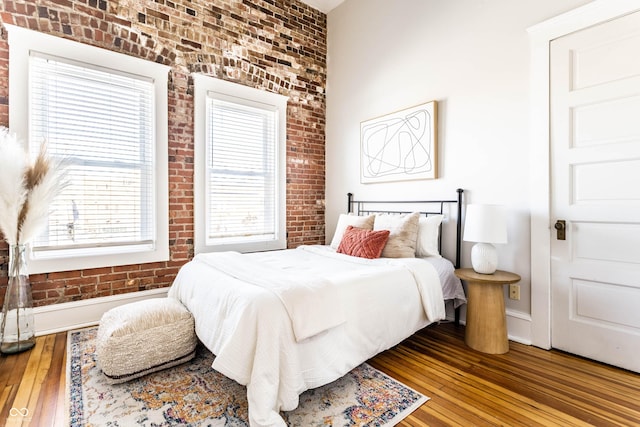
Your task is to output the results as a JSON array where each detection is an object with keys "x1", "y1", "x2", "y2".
[
  {"x1": 28, "y1": 54, "x2": 155, "y2": 252},
  {"x1": 193, "y1": 75, "x2": 286, "y2": 254},
  {"x1": 206, "y1": 95, "x2": 277, "y2": 244}
]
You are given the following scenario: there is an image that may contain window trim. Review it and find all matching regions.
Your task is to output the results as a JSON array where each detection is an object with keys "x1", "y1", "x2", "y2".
[
  {"x1": 193, "y1": 74, "x2": 288, "y2": 254},
  {"x1": 7, "y1": 24, "x2": 170, "y2": 274}
]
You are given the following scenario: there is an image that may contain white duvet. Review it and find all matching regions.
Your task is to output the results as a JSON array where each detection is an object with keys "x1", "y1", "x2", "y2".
[
  {"x1": 168, "y1": 245, "x2": 447, "y2": 426},
  {"x1": 194, "y1": 250, "x2": 347, "y2": 342}
]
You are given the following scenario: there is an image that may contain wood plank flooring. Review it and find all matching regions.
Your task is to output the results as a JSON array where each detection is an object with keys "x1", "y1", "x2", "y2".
[
  {"x1": 1, "y1": 322, "x2": 639, "y2": 426},
  {"x1": 0, "y1": 332, "x2": 66, "y2": 427},
  {"x1": 370, "y1": 323, "x2": 640, "y2": 426}
]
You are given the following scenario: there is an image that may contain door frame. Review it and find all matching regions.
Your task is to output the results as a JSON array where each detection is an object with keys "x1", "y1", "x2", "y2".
[{"x1": 528, "y1": 0, "x2": 640, "y2": 349}]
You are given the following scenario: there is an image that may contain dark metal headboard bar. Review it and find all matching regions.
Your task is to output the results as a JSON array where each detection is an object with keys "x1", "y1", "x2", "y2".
[
  {"x1": 347, "y1": 188, "x2": 464, "y2": 268},
  {"x1": 455, "y1": 188, "x2": 463, "y2": 268}
]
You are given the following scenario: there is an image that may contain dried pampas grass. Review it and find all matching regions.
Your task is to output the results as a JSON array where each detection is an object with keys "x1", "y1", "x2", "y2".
[
  {"x1": 0, "y1": 129, "x2": 28, "y2": 246},
  {"x1": 0, "y1": 127, "x2": 68, "y2": 246}
]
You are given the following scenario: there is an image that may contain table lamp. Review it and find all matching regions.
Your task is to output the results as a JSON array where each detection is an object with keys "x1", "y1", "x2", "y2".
[{"x1": 463, "y1": 204, "x2": 507, "y2": 274}]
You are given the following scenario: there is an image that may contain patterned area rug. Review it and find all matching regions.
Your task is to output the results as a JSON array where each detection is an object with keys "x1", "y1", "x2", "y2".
[{"x1": 67, "y1": 327, "x2": 428, "y2": 427}]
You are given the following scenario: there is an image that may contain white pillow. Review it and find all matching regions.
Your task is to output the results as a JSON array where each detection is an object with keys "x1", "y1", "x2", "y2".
[
  {"x1": 330, "y1": 214, "x2": 375, "y2": 249},
  {"x1": 373, "y1": 212, "x2": 420, "y2": 258},
  {"x1": 416, "y1": 214, "x2": 444, "y2": 258}
]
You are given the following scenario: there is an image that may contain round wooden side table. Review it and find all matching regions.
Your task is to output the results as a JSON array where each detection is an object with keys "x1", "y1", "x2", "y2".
[{"x1": 455, "y1": 268, "x2": 521, "y2": 354}]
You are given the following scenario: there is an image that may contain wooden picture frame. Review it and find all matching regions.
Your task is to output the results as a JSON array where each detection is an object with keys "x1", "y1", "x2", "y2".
[{"x1": 360, "y1": 100, "x2": 438, "y2": 183}]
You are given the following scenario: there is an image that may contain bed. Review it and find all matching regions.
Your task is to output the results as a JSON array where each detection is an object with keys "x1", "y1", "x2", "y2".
[{"x1": 168, "y1": 189, "x2": 466, "y2": 426}]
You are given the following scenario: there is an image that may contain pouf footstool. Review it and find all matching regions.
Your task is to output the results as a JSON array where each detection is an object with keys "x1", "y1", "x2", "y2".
[{"x1": 96, "y1": 297, "x2": 197, "y2": 384}]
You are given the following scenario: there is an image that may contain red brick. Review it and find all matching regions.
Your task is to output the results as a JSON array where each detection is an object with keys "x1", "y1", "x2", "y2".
[{"x1": 0, "y1": 0, "x2": 326, "y2": 308}]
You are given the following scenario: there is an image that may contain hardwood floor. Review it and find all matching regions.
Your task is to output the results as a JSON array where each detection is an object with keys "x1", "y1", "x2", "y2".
[
  {"x1": 1, "y1": 322, "x2": 639, "y2": 426},
  {"x1": 370, "y1": 323, "x2": 640, "y2": 426},
  {"x1": 0, "y1": 333, "x2": 67, "y2": 427}
]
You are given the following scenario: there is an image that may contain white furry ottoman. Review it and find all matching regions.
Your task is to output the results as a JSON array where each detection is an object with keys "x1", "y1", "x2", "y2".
[{"x1": 96, "y1": 297, "x2": 197, "y2": 384}]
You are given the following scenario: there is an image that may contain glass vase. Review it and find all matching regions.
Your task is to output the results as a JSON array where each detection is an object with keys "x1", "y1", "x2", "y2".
[{"x1": 1, "y1": 244, "x2": 36, "y2": 354}]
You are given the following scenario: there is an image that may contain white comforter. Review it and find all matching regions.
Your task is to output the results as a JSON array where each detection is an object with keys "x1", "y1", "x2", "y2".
[
  {"x1": 168, "y1": 245, "x2": 446, "y2": 426},
  {"x1": 194, "y1": 250, "x2": 346, "y2": 342}
]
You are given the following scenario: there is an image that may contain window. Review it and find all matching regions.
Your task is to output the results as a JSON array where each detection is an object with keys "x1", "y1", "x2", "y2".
[
  {"x1": 193, "y1": 75, "x2": 287, "y2": 253},
  {"x1": 7, "y1": 25, "x2": 169, "y2": 274}
]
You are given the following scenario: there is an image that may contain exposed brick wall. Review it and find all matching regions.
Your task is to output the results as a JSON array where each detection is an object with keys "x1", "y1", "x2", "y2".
[{"x1": 0, "y1": 0, "x2": 326, "y2": 307}]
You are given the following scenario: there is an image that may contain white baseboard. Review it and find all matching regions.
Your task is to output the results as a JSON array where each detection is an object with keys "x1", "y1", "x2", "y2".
[
  {"x1": 34, "y1": 288, "x2": 169, "y2": 336},
  {"x1": 506, "y1": 309, "x2": 533, "y2": 345}
]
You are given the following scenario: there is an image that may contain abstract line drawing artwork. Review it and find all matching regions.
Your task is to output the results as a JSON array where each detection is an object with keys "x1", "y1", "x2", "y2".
[{"x1": 360, "y1": 101, "x2": 437, "y2": 183}]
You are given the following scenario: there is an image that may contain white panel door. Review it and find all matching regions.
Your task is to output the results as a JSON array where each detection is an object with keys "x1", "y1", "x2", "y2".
[{"x1": 550, "y1": 10, "x2": 640, "y2": 373}]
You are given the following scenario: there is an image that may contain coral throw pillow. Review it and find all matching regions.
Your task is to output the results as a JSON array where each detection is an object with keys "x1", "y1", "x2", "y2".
[{"x1": 337, "y1": 226, "x2": 390, "y2": 259}]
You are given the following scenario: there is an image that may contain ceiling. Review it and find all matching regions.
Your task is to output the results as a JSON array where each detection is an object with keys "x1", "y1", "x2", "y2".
[{"x1": 300, "y1": 0, "x2": 345, "y2": 13}]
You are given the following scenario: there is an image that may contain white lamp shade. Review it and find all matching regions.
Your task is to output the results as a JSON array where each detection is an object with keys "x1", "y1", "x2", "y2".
[{"x1": 463, "y1": 204, "x2": 508, "y2": 244}]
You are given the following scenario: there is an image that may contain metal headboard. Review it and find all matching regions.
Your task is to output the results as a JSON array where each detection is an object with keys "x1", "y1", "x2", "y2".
[{"x1": 346, "y1": 188, "x2": 464, "y2": 269}]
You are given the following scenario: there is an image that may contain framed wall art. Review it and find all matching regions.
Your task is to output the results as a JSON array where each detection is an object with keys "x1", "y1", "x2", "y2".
[{"x1": 360, "y1": 100, "x2": 438, "y2": 183}]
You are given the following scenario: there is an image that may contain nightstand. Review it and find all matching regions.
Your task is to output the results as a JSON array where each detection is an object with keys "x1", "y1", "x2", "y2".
[{"x1": 454, "y1": 268, "x2": 521, "y2": 354}]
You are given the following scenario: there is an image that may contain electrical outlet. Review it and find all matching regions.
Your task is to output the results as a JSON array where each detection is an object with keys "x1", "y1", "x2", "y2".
[{"x1": 509, "y1": 284, "x2": 520, "y2": 300}]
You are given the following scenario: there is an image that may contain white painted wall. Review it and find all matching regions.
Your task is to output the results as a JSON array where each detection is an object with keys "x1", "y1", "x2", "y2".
[{"x1": 325, "y1": 0, "x2": 591, "y2": 337}]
